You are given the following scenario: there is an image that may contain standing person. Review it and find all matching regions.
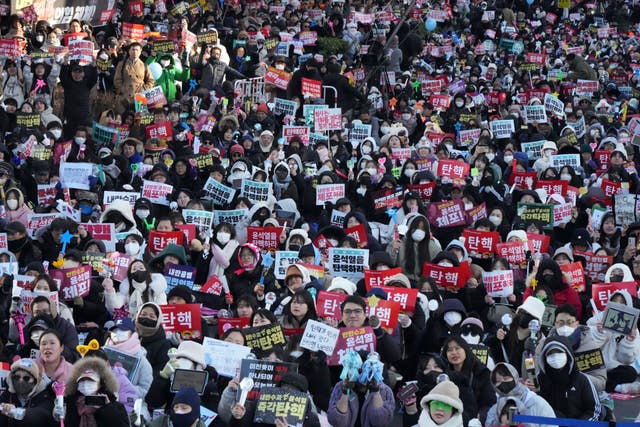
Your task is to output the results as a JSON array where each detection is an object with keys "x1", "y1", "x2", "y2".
[
  {"x1": 199, "y1": 46, "x2": 245, "y2": 92},
  {"x1": 114, "y1": 43, "x2": 155, "y2": 114},
  {"x1": 59, "y1": 61, "x2": 97, "y2": 138}
]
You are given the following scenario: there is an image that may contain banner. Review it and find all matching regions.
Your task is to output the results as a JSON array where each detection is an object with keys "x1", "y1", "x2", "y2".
[
  {"x1": 315, "y1": 183, "x2": 345, "y2": 205},
  {"x1": 427, "y1": 200, "x2": 467, "y2": 228},
  {"x1": 482, "y1": 270, "x2": 514, "y2": 297},
  {"x1": 462, "y1": 230, "x2": 500, "y2": 258},
  {"x1": 202, "y1": 337, "x2": 251, "y2": 378},
  {"x1": 164, "y1": 263, "x2": 197, "y2": 290},
  {"x1": 12, "y1": 0, "x2": 111, "y2": 27},
  {"x1": 142, "y1": 180, "x2": 173, "y2": 205},
  {"x1": 247, "y1": 226, "x2": 283, "y2": 251},
  {"x1": 328, "y1": 248, "x2": 369, "y2": 279},
  {"x1": 315, "y1": 291, "x2": 348, "y2": 319},
  {"x1": 147, "y1": 230, "x2": 184, "y2": 253},
  {"x1": 560, "y1": 261, "x2": 587, "y2": 292},
  {"x1": 299, "y1": 320, "x2": 339, "y2": 354},
  {"x1": 239, "y1": 359, "x2": 297, "y2": 400},
  {"x1": 422, "y1": 261, "x2": 472, "y2": 290},
  {"x1": 159, "y1": 304, "x2": 202, "y2": 339},
  {"x1": 243, "y1": 323, "x2": 287, "y2": 351},
  {"x1": 327, "y1": 326, "x2": 376, "y2": 365},
  {"x1": 50, "y1": 265, "x2": 92, "y2": 300}
]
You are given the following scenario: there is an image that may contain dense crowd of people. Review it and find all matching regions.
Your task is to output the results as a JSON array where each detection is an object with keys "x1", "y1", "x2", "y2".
[{"x1": 1, "y1": 0, "x2": 640, "y2": 426}]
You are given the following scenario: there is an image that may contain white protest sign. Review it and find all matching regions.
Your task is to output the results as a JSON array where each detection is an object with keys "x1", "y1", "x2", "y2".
[
  {"x1": 349, "y1": 124, "x2": 372, "y2": 144},
  {"x1": 202, "y1": 337, "x2": 252, "y2": 378},
  {"x1": 103, "y1": 191, "x2": 140, "y2": 207},
  {"x1": 521, "y1": 140, "x2": 545, "y2": 160},
  {"x1": 141, "y1": 180, "x2": 173, "y2": 206},
  {"x1": 299, "y1": 320, "x2": 340, "y2": 354},
  {"x1": 273, "y1": 98, "x2": 298, "y2": 116},
  {"x1": 241, "y1": 179, "x2": 272, "y2": 203},
  {"x1": 316, "y1": 184, "x2": 345, "y2": 206},
  {"x1": 27, "y1": 213, "x2": 61, "y2": 238},
  {"x1": 203, "y1": 178, "x2": 235, "y2": 206},
  {"x1": 481, "y1": 270, "x2": 514, "y2": 298},
  {"x1": 489, "y1": 120, "x2": 515, "y2": 139},
  {"x1": 213, "y1": 209, "x2": 248, "y2": 226},
  {"x1": 328, "y1": 248, "x2": 369, "y2": 279},
  {"x1": 183, "y1": 209, "x2": 214, "y2": 231},
  {"x1": 274, "y1": 251, "x2": 300, "y2": 280},
  {"x1": 550, "y1": 154, "x2": 580, "y2": 170},
  {"x1": 524, "y1": 105, "x2": 548, "y2": 124},
  {"x1": 330, "y1": 209, "x2": 347, "y2": 227},
  {"x1": 566, "y1": 117, "x2": 585, "y2": 138},
  {"x1": 543, "y1": 93, "x2": 565, "y2": 116},
  {"x1": 554, "y1": 203, "x2": 573, "y2": 226},
  {"x1": 60, "y1": 162, "x2": 93, "y2": 190}
]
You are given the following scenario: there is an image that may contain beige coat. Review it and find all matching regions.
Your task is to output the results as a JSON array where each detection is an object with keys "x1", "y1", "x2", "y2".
[{"x1": 114, "y1": 58, "x2": 155, "y2": 112}]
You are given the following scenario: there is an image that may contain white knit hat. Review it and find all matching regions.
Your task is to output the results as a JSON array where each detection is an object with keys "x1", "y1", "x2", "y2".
[
  {"x1": 419, "y1": 380, "x2": 463, "y2": 412},
  {"x1": 327, "y1": 277, "x2": 357, "y2": 295}
]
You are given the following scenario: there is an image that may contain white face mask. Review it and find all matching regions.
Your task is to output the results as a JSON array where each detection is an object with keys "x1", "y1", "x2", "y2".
[
  {"x1": 455, "y1": 101, "x2": 464, "y2": 107},
  {"x1": 402, "y1": 113, "x2": 411, "y2": 121},
  {"x1": 560, "y1": 173, "x2": 572, "y2": 181},
  {"x1": 361, "y1": 145, "x2": 372, "y2": 154},
  {"x1": 110, "y1": 329, "x2": 131, "y2": 343},
  {"x1": 356, "y1": 187, "x2": 367, "y2": 196},
  {"x1": 31, "y1": 330, "x2": 43, "y2": 344},
  {"x1": 544, "y1": 149, "x2": 554, "y2": 157},
  {"x1": 486, "y1": 153, "x2": 495, "y2": 162},
  {"x1": 412, "y1": 229, "x2": 426, "y2": 242},
  {"x1": 290, "y1": 350, "x2": 303, "y2": 358},
  {"x1": 366, "y1": 168, "x2": 377, "y2": 176},
  {"x1": 160, "y1": 59, "x2": 170, "y2": 67},
  {"x1": 443, "y1": 311, "x2": 462, "y2": 327},
  {"x1": 404, "y1": 169, "x2": 415, "y2": 178},
  {"x1": 78, "y1": 380, "x2": 99, "y2": 396},
  {"x1": 275, "y1": 63, "x2": 286, "y2": 70},
  {"x1": 137, "y1": 209, "x2": 150, "y2": 219},
  {"x1": 556, "y1": 325, "x2": 576, "y2": 337},
  {"x1": 464, "y1": 202, "x2": 473, "y2": 210},
  {"x1": 489, "y1": 215, "x2": 501, "y2": 226},
  {"x1": 217, "y1": 231, "x2": 231, "y2": 245},
  {"x1": 51, "y1": 129, "x2": 62, "y2": 139},
  {"x1": 74, "y1": 137, "x2": 86, "y2": 145},
  {"x1": 6, "y1": 199, "x2": 18, "y2": 210},
  {"x1": 503, "y1": 155, "x2": 513, "y2": 163},
  {"x1": 125, "y1": 241, "x2": 140, "y2": 256},
  {"x1": 176, "y1": 357, "x2": 195, "y2": 370},
  {"x1": 461, "y1": 333, "x2": 480, "y2": 345},
  {"x1": 380, "y1": 126, "x2": 391, "y2": 135},
  {"x1": 546, "y1": 352, "x2": 568, "y2": 369}
]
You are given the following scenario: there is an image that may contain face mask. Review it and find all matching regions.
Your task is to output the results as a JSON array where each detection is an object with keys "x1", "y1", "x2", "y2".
[
  {"x1": 565, "y1": 108, "x2": 573, "y2": 114},
  {"x1": 36, "y1": 35, "x2": 44, "y2": 43},
  {"x1": 489, "y1": 215, "x2": 501, "y2": 226},
  {"x1": 290, "y1": 350, "x2": 303, "y2": 359},
  {"x1": 503, "y1": 155, "x2": 513, "y2": 163},
  {"x1": 110, "y1": 329, "x2": 131, "y2": 343},
  {"x1": 13, "y1": 377, "x2": 35, "y2": 396},
  {"x1": 50, "y1": 129, "x2": 62, "y2": 139},
  {"x1": 496, "y1": 380, "x2": 516, "y2": 394},
  {"x1": 217, "y1": 231, "x2": 231, "y2": 245},
  {"x1": 486, "y1": 153, "x2": 495, "y2": 162},
  {"x1": 404, "y1": 169, "x2": 415, "y2": 178},
  {"x1": 74, "y1": 137, "x2": 86, "y2": 145},
  {"x1": 402, "y1": 113, "x2": 411, "y2": 121},
  {"x1": 443, "y1": 311, "x2": 462, "y2": 327},
  {"x1": 275, "y1": 63, "x2": 285, "y2": 70},
  {"x1": 356, "y1": 187, "x2": 366, "y2": 196},
  {"x1": 455, "y1": 101, "x2": 464, "y2": 107},
  {"x1": 380, "y1": 126, "x2": 391, "y2": 134},
  {"x1": 137, "y1": 317, "x2": 156, "y2": 328},
  {"x1": 78, "y1": 380, "x2": 99, "y2": 396},
  {"x1": 361, "y1": 145, "x2": 372, "y2": 154},
  {"x1": 132, "y1": 270, "x2": 148, "y2": 283},
  {"x1": 366, "y1": 168, "x2": 377, "y2": 176},
  {"x1": 50, "y1": 38, "x2": 60, "y2": 46},
  {"x1": 610, "y1": 274, "x2": 624, "y2": 283},
  {"x1": 464, "y1": 202, "x2": 473, "y2": 210},
  {"x1": 546, "y1": 352, "x2": 568, "y2": 369},
  {"x1": 160, "y1": 59, "x2": 170, "y2": 67},
  {"x1": 6, "y1": 199, "x2": 18, "y2": 210},
  {"x1": 125, "y1": 242, "x2": 140, "y2": 256},
  {"x1": 176, "y1": 358, "x2": 195, "y2": 369},
  {"x1": 590, "y1": 130, "x2": 599, "y2": 138},
  {"x1": 560, "y1": 173, "x2": 572, "y2": 181},
  {"x1": 31, "y1": 330, "x2": 43, "y2": 344},
  {"x1": 542, "y1": 274, "x2": 554, "y2": 286},
  {"x1": 115, "y1": 222, "x2": 126, "y2": 232},
  {"x1": 461, "y1": 333, "x2": 480, "y2": 345},
  {"x1": 137, "y1": 209, "x2": 150, "y2": 219},
  {"x1": 412, "y1": 229, "x2": 426, "y2": 242},
  {"x1": 544, "y1": 149, "x2": 554, "y2": 157},
  {"x1": 170, "y1": 411, "x2": 197, "y2": 427},
  {"x1": 556, "y1": 325, "x2": 576, "y2": 337},
  {"x1": 8, "y1": 236, "x2": 27, "y2": 253}
]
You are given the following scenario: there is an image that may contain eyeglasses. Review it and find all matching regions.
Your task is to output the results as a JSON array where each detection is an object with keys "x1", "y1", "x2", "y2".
[
  {"x1": 429, "y1": 401, "x2": 453, "y2": 412},
  {"x1": 12, "y1": 374, "x2": 34, "y2": 383},
  {"x1": 555, "y1": 319, "x2": 575, "y2": 327},
  {"x1": 343, "y1": 309, "x2": 364, "y2": 316}
]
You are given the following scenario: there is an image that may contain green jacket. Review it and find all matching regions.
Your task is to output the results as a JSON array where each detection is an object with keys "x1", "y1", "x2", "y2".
[{"x1": 146, "y1": 55, "x2": 190, "y2": 102}]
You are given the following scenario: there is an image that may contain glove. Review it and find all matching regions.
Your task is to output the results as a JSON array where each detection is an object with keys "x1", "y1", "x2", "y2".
[
  {"x1": 342, "y1": 381, "x2": 356, "y2": 394},
  {"x1": 169, "y1": 331, "x2": 183, "y2": 346},
  {"x1": 399, "y1": 314, "x2": 412, "y2": 328},
  {"x1": 73, "y1": 296, "x2": 84, "y2": 307},
  {"x1": 367, "y1": 379, "x2": 380, "y2": 392},
  {"x1": 160, "y1": 359, "x2": 180, "y2": 379}
]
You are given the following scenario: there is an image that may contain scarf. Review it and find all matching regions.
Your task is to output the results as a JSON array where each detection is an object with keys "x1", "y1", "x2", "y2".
[
  {"x1": 129, "y1": 280, "x2": 148, "y2": 313},
  {"x1": 106, "y1": 332, "x2": 142, "y2": 355},
  {"x1": 273, "y1": 174, "x2": 292, "y2": 199},
  {"x1": 76, "y1": 395, "x2": 100, "y2": 427}
]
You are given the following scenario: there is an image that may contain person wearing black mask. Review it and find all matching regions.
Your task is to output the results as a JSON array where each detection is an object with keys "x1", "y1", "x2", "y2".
[
  {"x1": 485, "y1": 362, "x2": 555, "y2": 427},
  {"x1": 524, "y1": 258, "x2": 583, "y2": 319},
  {"x1": 5, "y1": 221, "x2": 41, "y2": 272},
  {"x1": 135, "y1": 302, "x2": 172, "y2": 379},
  {"x1": 138, "y1": 387, "x2": 210, "y2": 427}
]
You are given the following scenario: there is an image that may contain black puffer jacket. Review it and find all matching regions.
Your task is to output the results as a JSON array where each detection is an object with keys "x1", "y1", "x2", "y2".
[{"x1": 0, "y1": 374, "x2": 57, "y2": 427}]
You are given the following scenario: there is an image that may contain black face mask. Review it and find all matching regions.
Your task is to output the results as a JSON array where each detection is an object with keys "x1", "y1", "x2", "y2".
[
  {"x1": 496, "y1": 380, "x2": 516, "y2": 394},
  {"x1": 481, "y1": 176, "x2": 493, "y2": 186},
  {"x1": 101, "y1": 155, "x2": 114, "y2": 165},
  {"x1": 417, "y1": 370, "x2": 441, "y2": 387},
  {"x1": 610, "y1": 274, "x2": 624, "y2": 283},
  {"x1": 137, "y1": 317, "x2": 156, "y2": 328},
  {"x1": 542, "y1": 274, "x2": 555, "y2": 286},
  {"x1": 131, "y1": 270, "x2": 149, "y2": 283},
  {"x1": 289, "y1": 244, "x2": 301, "y2": 252},
  {"x1": 13, "y1": 377, "x2": 35, "y2": 395},
  {"x1": 8, "y1": 236, "x2": 27, "y2": 253}
]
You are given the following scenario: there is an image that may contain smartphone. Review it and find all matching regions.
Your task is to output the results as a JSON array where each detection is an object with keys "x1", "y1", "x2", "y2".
[
  {"x1": 397, "y1": 381, "x2": 418, "y2": 402},
  {"x1": 85, "y1": 395, "x2": 106, "y2": 407}
]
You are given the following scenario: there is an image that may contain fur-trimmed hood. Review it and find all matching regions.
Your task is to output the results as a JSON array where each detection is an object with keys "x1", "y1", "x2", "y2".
[{"x1": 65, "y1": 357, "x2": 119, "y2": 396}]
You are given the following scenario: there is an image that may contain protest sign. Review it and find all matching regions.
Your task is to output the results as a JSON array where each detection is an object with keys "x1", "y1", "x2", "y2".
[
  {"x1": 517, "y1": 202, "x2": 554, "y2": 228},
  {"x1": 580, "y1": 252, "x2": 614, "y2": 283},
  {"x1": 437, "y1": 159, "x2": 470, "y2": 185},
  {"x1": 553, "y1": 203, "x2": 573, "y2": 226},
  {"x1": 592, "y1": 282, "x2": 638, "y2": 311},
  {"x1": 560, "y1": 261, "x2": 587, "y2": 292},
  {"x1": 378, "y1": 286, "x2": 419, "y2": 313},
  {"x1": 37, "y1": 184, "x2": 57, "y2": 206},
  {"x1": 315, "y1": 291, "x2": 348, "y2": 319},
  {"x1": 142, "y1": 180, "x2": 173, "y2": 205},
  {"x1": 60, "y1": 162, "x2": 93, "y2": 190},
  {"x1": 241, "y1": 179, "x2": 272, "y2": 203},
  {"x1": 247, "y1": 226, "x2": 283, "y2": 251},
  {"x1": 68, "y1": 39, "x2": 94, "y2": 64},
  {"x1": 537, "y1": 180, "x2": 567, "y2": 197},
  {"x1": 50, "y1": 265, "x2": 92, "y2": 300},
  {"x1": 20, "y1": 290, "x2": 57, "y2": 315},
  {"x1": 603, "y1": 302, "x2": 640, "y2": 336},
  {"x1": 145, "y1": 121, "x2": 172, "y2": 141},
  {"x1": 526, "y1": 232, "x2": 551, "y2": 254},
  {"x1": 0, "y1": 39, "x2": 22, "y2": 58},
  {"x1": 254, "y1": 387, "x2": 308, "y2": 426},
  {"x1": 202, "y1": 178, "x2": 235, "y2": 206},
  {"x1": 239, "y1": 359, "x2": 298, "y2": 400},
  {"x1": 422, "y1": 261, "x2": 472, "y2": 291},
  {"x1": 543, "y1": 93, "x2": 565, "y2": 116},
  {"x1": 315, "y1": 183, "x2": 345, "y2": 205},
  {"x1": 372, "y1": 188, "x2": 404, "y2": 213},
  {"x1": 264, "y1": 67, "x2": 291, "y2": 90},
  {"x1": 244, "y1": 323, "x2": 287, "y2": 351},
  {"x1": 16, "y1": 113, "x2": 41, "y2": 128},
  {"x1": 524, "y1": 105, "x2": 548, "y2": 124},
  {"x1": 106, "y1": 252, "x2": 133, "y2": 282},
  {"x1": 366, "y1": 297, "x2": 400, "y2": 330},
  {"x1": 574, "y1": 349, "x2": 605, "y2": 373},
  {"x1": 274, "y1": 251, "x2": 300, "y2": 280},
  {"x1": 364, "y1": 267, "x2": 403, "y2": 291},
  {"x1": 330, "y1": 209, "x2": 347, "y2": 227},
  {"x1": 482, "y1": 270, "x2": 514, "y2": 297},
  {"x1": 614, "y1": 194, "x2": 640, "y2": 226},
  {"x1": 462, "y1": 229, "x2": 500, "y2": 258},
  {"x1": 164, "y1": 263, "x2": 197, "y2": 290},
  {"x1": 213, "y1": 209, "x2": 248, "y2": 226},
  {"x1": 103, "y1": 191, "x2": 140, "y2": 207},
  {"x1": 496, "y1": 241, "x2": 527, "y2": 268},
  {"x1": 301, "y1": 77, "x2": 322, "y2": 98},
  {"x1": 202, "y1": 337, "x2": 252, "y2": 378},
  {"x1": 159, "y1": 304, "x2": 202, "y2": 339},
  {"x1": 489, "y1": 120, "x2": 515, "y2": 139},
  {"x1": 82, "y1": 252, "x2": 105, "y2": 272},
  {"x1": 328, "y1": 248, "x2": 369, "y2": 279},
  {"x1": 273, "y1": 98, "x2": 298, "y2": 117},
  {"x1": 550, "y1": 154, "x2": 581, "y2": 170},
  {"x1": 466, "y1": 202, "x2": 488, "y2": 224},
  {"x1": 458, "y1": 128, "x2": 482, "y2": 147},
  {"x1": 521, "y1": 140, "x2": 545, "y2": 161},
  {"x1": 576, "y1": 79, "x2": 599, "y2": 94},
  {"x1": 407, "y1": 183, "x2": 436, "y2": 201},
  {"x1": 147, "y1": 230, "x2": 184, "y2": 253},
  {"x1": 427, "y1": 200, "x2": 467, "y2": 228},
  {"x1": 103, "y1": 347, "x2": 141, "y2": 382},
  {"x1": 344, "y1": 224, "x2": 368, "y2": 248},
  {"x1": 349, "y1": 124, "x2": 372, "y2": 144},
  {"x1": 282, "y1": 126, "x2": 310, "y2": 145},
  {"x1": 313, "y1": 108, "x2": 342, "y2": 132},
  {"x1": 182, "y1": 209, "x2": 214, "y2": 231},
  {"x1": 566, "y1": 117, "x2": 586, "y2": 138},
  {"x1": 122, "y1": 22, "x2": 145, "y2": 41},
  {"x1": 217, "y1": 317, "x2": 250, "y2": 336},
  {"x1": 327, "y1": 326, "x2": 376, "y2": 365},
  {"x1": 80, "y1": 223, "x2": 116, "y2": 252},
  {"x1": 27, "y1": 213, "x2": 60, "y2": 238},
  {"x1": 299, "y1": 320, "x2": 340, "y2": 354}
]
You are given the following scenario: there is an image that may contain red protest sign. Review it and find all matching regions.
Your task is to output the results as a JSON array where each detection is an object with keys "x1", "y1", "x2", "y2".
[
  {"x1": 146, "y1": 121, "x2": 173, "y2": 142},
  {"x1": 128, "y1": 0, "x2": 144, "y2": 16},
  {"x1": 560, "y1": 262, "x2": 587, "y2": 292},
  {"x1": 364, "y1": 267, "x2": 403, "y2": 291},
  {"x1": 537, "y1": 180, "x2": 567, "y2": 196},
  {"x1": 218, "y1": 317, "x2": 250, "y2": 336},
  {"x1": 147, "y1": 230, "x2": 184, "y2": 253},
  {"x1": 579, "y1": 252, "x2": 613, "y2": 283},
  {"x1": 37, "y1": 184, "x2": 57, "y2": 206},
  {"x1": 345, "y1": 224, "x2": 368, "y2": 248},
  {"x1": 316, "y1": 291, "x2": 348, "y2": 319},
  {"x1": 247, "y1": 226, "x2": 283, "y2": 251},
  {"x1": 122, "y1": 22, "x2": 145, "y2": 41},
  {"x1": 496, "y1": 241, "x2": 527, "y2": 268},
  {"x1": 509, "y1": 171, "x2": 537, "y2": 190},
  {"x1": 429, "y1": 94, "x2": 451, "y2": 110},
  {"x1": 50, "y1": 265, "x2": 92, "y2": 300},
  {"x1": 592, "y1": 282, "x2": 638, "y2": 311},
  {"x1": 327, "y1": 326, "x2": 376, "y2": 366},
  {"x1": 462, "y1": 229, "x2": 500, "y2": 258},
  {"x1": 421, "y1": 79, "x2": 443, "y2": 95},
  {"x1": 427, "y1": 200, "x2": 467, "y2": 228},
  {"x1": 99, "y1": 9, "x2": 116, "y2": 23},
  {"x1": 108, "y1": 252, "x2": 133, "y2": 282},
  {"x1": 367, "y1": 297, "x2": 400, "y2": 330},
  {"x1": 422, "y1": 261, "x2": 472, "y2": 291},
  {"x1": 576, "y1": 80, "x2": 598, "y2": 93},
  {"x1": 372, "y1": 188, "x2": 404, "y2": 213},
  {"x1": 595, "y1": 150, "x2": 610, "y2": 170},
  {"x1": 602, "y1": 179, "x2": 623, "y2": 198},
  {"x1": 526, "y1": 232, "x2": 550, "y2": 254},
  {"x1": 159, "y1": 304, "x2": 202, "y2": 339},
  {"x1": 0, "y1": 39, "x2": 22, "y2": 58},
  {"x1": 200, "y1": 274, "x2": 224, "y2": 296},
  {"x1": 264, "y1": 66, "x2": 291, "y2": 90},
  {"x1": 378, "y1": 286, "x2": 419, "y2": 313},
  {"x1": 482, "y1": 270, "x2": 514, "y2": 297},
  {"x1": 437, "y1": 159, "x2": 469, "y2": 185},
  {"x1": 175, "y1": 223, "x2": 196, "y2": 243},
  {"x1": 526, "y1": 52, "x2": 546, "y2": 65},
  {"x1": 301, "y1": 78, "x2": 322, "y2": 98},
  {"x1": 407, "y1": 183, "x2": 436, "y2": 201},
  {"x1": 466, "y1": 202, "x2": 487, "y2": 225}
]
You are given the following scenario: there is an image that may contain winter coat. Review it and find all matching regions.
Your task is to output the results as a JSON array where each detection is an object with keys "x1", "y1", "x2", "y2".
[
  {"x1": 485, "y1": 362, "x2": 556, "y2": 427},
  {"x1": 416, "y1": 412, "x2": 463, "y2": 427},
  {"x1": 36, "y1": 356, "x2": 73, "y2": 384},
  {"x1": 105, "y1": 273, "x2": 168, "y2": 317},
  {"x1": 103, "y1": 335, "x2": 153, "y2": 399},
  {"x1": 59, "y1": 64, "x2": 97, "y2": 124},
  {"x1": 200, "y1": 58, "x2": 244, "y2": 90},
  {"x1": 114, "y1": 58, "x2": 155, "y2": 110},
  {"x1": 326, "y1": 381, "x2": 395, "y2": 427},
  {"x1": 0, "y1": 377, "x2": 57, "y2": 427},
  {"x1": 64, "y1": 357, "x2": 129, "y2": 427},
  {"x1": 140, "y1": 326, "x2": 172, "y2": 376},
  {"x1": 145, "y1": 55, "x2": 190, "y2": 102},
  {"x1": 112, "y1": 365, "x2": 138, "y2": 415},
  {"x1": 567, "y1": 55, "x2": 598, "y2": 81},
  {"x1": 587, "y1": 311, "x2": 640, "y2": 370}
]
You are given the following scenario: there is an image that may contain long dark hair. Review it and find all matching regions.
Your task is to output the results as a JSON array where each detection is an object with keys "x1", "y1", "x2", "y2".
[
  {"x1": 128, "y1": 260, "x2": 152, "y2": 302},
  {"x1": 282, "y1": 290, "x2": 317, "y2": 327},
  {"x1": 405, "y1": 215, "x2": 432, "y2": 273},
  {"x1": 441, "y1": 335, "x2": 478, "y2": 374}
]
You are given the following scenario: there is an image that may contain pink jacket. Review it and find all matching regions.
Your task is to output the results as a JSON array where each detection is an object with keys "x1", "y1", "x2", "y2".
[{"x1": 37, "y1": 356, "x2": 73, "y2": 384}]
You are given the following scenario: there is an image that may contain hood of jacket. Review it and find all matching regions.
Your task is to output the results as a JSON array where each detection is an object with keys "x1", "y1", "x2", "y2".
[
  {"x1": 605, "y1": 263, "x2": 634, "y2": 283},
  {"x1": 65, "y1": 356, "x2": 120, "y2": 396},
  {"x1": 539, "y1": 336, "x2": 575, "y2": 375},
  {"x1": 100, "y1": 198, "x2": 137, "y2": 228}
]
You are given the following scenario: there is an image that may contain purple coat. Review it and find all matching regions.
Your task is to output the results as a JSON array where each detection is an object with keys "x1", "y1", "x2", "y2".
[
  {"x1": 326, "y1": 381, "x2": 395, "y2": 427},
  {"x1": 112, "y1": 365, "x2": 139, "y2": 414}
]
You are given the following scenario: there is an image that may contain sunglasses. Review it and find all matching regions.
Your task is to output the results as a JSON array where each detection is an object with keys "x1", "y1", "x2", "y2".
[
  {"x1": 429, "y1": 400, "x2": 453, "y2": 411},
  {"x1": 12, "y1": 374, "x2": 34, "y2": 383}
]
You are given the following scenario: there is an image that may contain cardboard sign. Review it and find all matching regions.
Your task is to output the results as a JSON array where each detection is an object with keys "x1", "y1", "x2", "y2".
[
  {"x1": 159, "y1": 304, "x2": 202, "y2": 339},
  {"x1": 315, "y1": 183, "x2": 345, "y2": 206},
  {"x1": 517, "y1": 202, "x2": 554, "y2": 228},
  {"x1": 316, "y1": 291, "x2": 348, "y2": 319},
  {"x1": 328, "y1": 248, "x2": 369, "y2": 279},
  {"x1": 496, "y1": 241, "x2": 527, "y2": 268},
  {"x1": 147, "y1": 230, "x2": 184, "y2": 253},
  {"x1": 164, "y1": 263, "x2": 197, "y2": 290},
  {"x1": 239, "y1": 359, "x2": 298, "y2": 400},
  {"x1": 581, "y1": 252, "x2": 614, "y2": 283},
  {"x1": 437, "y1": 159, "x2": 470, "y2": 185},
  {"x1": 427, "y1": 200, "x2": 467, "y2": 228},
  {"x1": 243, "y1": 323, "x2": 287, "y2": 351},
  {"x1": 247, "y1": 226, "x2": 283, "y2": 251},
  {"x1": 254, "y1": 387, "x2": 308, "y2": 426},
  {"x1": 241, "y1": 179, "x2": 272, "y2": 203},
  {"x1": 299, "y1": 320, "x2": 340, "y2": 354},
  {"x1": 264, "y1": 66, "x2": 291, "y2": 90},
  {"x1": 103, "y1": 347, "x2": 141, "y2": 382},
  {"x1": 482, "y1": 270, "x2": 514, "y2": 297},
  {"x1": 462, "y1": 229, "x2": 500, "y2": 258},
  {"x1": 422, "y1": 261, "x2": 472, "y2": 290},
  {"x1": 327, "y1": 326, "x2": 376, "y2": 366},
  {"x1": 574, "y1": 349, "x2": 605, "y2": 373},
  {"x1": 217, "y1": 317, "x2": 250, "y2": 336},
  {"x1": 313, "y1": 108, "x2": 342, "y2": 132},
  {"x1": 50, "y1": 265, "x2": 92, "y2": 300},
  {"x1": 202, "y1": 337, "x2": 252, "y2": 378},
  {"x1": 142, "y1": 180, "x2": 173, "y2": 205}
]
